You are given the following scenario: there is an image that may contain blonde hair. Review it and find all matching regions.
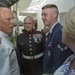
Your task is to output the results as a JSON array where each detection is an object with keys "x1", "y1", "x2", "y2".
[
  {"x1": 64, "y1": 6, "x2": 75, "y2": 41},
  {"x1": 42, "y1": 4, "x2": 59, "y2": 17}
]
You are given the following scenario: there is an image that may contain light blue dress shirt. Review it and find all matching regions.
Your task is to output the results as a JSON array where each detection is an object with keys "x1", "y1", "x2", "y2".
[{"x1": 0, "y1": 31, "x2": 20, "y2": 75}]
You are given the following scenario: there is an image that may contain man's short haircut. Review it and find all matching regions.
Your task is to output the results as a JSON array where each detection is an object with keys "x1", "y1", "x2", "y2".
[
  {"x1": 42, "y1": 4, "x2": 59, "y2": 15},
  {"x1": 42, "y1": 4, "x2": 58, "y2": 9}
]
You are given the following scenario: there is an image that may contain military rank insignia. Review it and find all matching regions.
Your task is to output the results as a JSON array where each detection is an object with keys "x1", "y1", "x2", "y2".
[
  {"x1": 57, "y1": 44, "x2": 68, "y2": 51},
  {"x1": 0, "y1": 37, "x2": 2, "y2": 44}
]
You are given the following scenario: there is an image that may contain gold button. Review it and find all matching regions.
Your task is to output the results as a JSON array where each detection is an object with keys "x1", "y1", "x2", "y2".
[
  {"x1": 29, "y1": 44, "x2": 31, "y2": 47},
  {"x1": 30, "y1": 48, "x2": 32, "y2": 51},
  {"x1": 29, "y1": 41, "x2": 31, "y2": 43},
  {"x1": 29, "y1": 37, "x2": 31, "y2": 39},
  {"x1": 29, "y1": 34, "x2": 31, "y2": 36},
  {"x1": 30, "y1": 52, "x2": 32, "y2": 55},
  {"x1": 21, "y1": 43, "x2": 23, "y2": 45}
]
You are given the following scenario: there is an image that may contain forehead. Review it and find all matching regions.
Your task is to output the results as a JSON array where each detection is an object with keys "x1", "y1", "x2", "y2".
[
  {"x1": 4, "y1": 11, "x2": 13, "y2": 18},
  {"x1": 42, "y1": 8, "x2": 53, "y2": 13},
  {"x1": 24, "y1": 18, "x2": 33, "y2": 22},
  {"x1": 0, "y1": 8, "x2": 13, "y2": 18}
]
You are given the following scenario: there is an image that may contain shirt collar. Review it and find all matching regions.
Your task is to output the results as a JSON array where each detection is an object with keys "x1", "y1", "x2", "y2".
[
  {"x1": 50, "y1": 22, "x2": 58, "y2": 33},
  {"x1": 0, "y1": 31, "x2": 9, "y2": 39}
]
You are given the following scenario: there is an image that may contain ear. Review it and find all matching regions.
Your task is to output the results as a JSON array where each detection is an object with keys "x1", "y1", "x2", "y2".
[{"x1": 53, "y1": 12, "x2": 57, "y2": 19}]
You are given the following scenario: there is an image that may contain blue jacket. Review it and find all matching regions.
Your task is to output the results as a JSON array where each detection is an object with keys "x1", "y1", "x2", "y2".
[{"x1": 43, "y1": 23, "x2": 73, "y2": 74}]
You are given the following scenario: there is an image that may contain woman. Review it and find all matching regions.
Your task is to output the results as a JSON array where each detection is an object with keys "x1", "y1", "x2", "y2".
[{"x1": 54, "y1": 6, "x2": 75, "y2": 75}]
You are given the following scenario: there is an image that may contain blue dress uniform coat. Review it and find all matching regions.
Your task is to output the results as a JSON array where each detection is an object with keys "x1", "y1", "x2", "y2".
[
  {"x1": 43, "y1": 23, "x2": 73, "y2": 74},
  {"x1": 0, "y1": 31, "x2": 20, "y2": 75},
  {"x1": 16, "y1": 30, "x2": 46, "y2": 75}
]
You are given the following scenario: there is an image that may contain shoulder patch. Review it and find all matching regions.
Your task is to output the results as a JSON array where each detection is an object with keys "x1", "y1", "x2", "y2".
[{"x1": 57, "y1": 44, "x2": 68, "y2": 51}]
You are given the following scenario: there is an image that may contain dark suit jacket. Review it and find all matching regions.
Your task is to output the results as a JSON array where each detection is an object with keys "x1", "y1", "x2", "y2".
[
  {"x1": 16, "y1": 30, "x2": 46, "y2": 75},
  {"x1": 43, "y1": 23, "x2": 73, "y2": 74}
]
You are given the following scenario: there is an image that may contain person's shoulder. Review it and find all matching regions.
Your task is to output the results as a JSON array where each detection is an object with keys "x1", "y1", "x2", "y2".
[
  {"x1": 55, "y1": 22, "x2": 62, "y2": 29},
  {"x1": 53, "y1": 29, "x2": 62, "y2": 38},
  {"x1": 57, "y1": 22, "x2": 62, "y2": 26},
  {"x1": 17, "y1": 32, "x2": 25, "y2": 38},
  {"x1": 35, "y1": 30, "x2": 45, "y2": 36},
  {"x1": 56, "y1": 22, "x2": 62, "y2": 29},
  {"x1": 53, "y1": 23, "x2": 62, "y2": 36}
]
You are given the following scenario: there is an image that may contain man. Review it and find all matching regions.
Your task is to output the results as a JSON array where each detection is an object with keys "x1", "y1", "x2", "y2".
[
  {"x1": 0, "y1": 7, "x2": 20, "y2": 75},
  {"x1": 16, "y1": 16, "x2": 46, "y2": 75},
  {"x1": 41, "y1": 4, "x2": 73, "y2": 75}
]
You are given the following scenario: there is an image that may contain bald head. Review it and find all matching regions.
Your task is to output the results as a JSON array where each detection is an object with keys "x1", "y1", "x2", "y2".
[
  {"x1": 0, "y1": 7, "x2": 12, "y2": 15},
  {"x1": 0, "y1": 7, "x2": 10, "y2": 11},
  {"x1": 0, "y1": 7, "x2": 14, "y2": 34},
  {"x1": 0, "y1": 7, "x2": 13, "y2": 19}
]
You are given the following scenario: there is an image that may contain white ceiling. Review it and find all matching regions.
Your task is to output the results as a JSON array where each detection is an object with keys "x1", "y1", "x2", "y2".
[
  {"x1": 18, "y1": 0, "x2": 37, "y2": 16},
  {"x1": 19, "y1": 0, "x2": 31, "y2": 12},
  {"x1": 15, "y1": 0, "x2": 46, "y2": 16}
]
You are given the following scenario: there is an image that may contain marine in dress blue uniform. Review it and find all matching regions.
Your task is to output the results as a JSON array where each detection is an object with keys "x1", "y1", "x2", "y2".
[
  {"x1": 43, "y1": 22, "x2": 73, "y2": 75},
  {"x1": 16, "y1": 29, "x2": 46, "y2": 75}
]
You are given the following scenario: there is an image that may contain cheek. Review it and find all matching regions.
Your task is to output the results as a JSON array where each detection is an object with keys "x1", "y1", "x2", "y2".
[
  {"x1": 30, "y1": 26, "x2": 33, "y2": 30},
  {"x1": 44, "y1": 16, "x2": 50, "y2": 24},
  {"x1": 24, "y1": 25, "x2": 28, "y2": 29}
]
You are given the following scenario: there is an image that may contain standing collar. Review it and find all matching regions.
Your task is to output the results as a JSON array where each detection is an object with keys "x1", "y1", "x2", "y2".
[
  {"x1": 50, "y1": 22, "x2": 58, "y2": 33},
  {"x1": 25, "y1": 29, "x2": 35, "y2": 34}
]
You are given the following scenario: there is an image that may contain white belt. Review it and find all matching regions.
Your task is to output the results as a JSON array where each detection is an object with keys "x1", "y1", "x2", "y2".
[{"x1": 23, "y1": 52, "x2": 43, "y2": 59}]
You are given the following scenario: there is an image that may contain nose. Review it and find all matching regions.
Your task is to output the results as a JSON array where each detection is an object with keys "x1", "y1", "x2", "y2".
[{"x1": 11, "y1": 18, "x2": 15, "y2": 25}]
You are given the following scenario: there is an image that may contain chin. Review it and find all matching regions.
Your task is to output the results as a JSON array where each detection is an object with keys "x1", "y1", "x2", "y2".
[
  {"x1": 9, "y1": 30, "x2": 13, "y2": 33},
  {"x1": 45, "y1": 24, "x2": 48, "y2": 26},
  {"x1": 26, "y1": 30, "x2": 31, "y2": 32}
]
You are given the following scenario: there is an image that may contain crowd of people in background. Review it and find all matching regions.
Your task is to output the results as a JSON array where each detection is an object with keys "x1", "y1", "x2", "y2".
[{"x1": 0, "y1": 3, "x2": 75, "y2": 75}]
